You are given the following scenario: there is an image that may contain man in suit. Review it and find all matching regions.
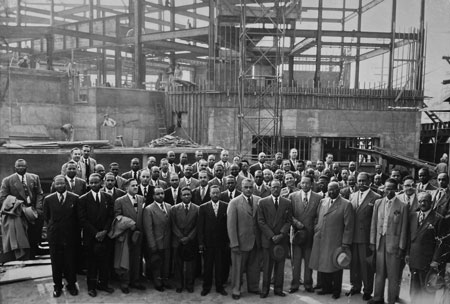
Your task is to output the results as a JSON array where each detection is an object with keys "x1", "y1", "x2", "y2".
[
  {"x1": 289, "y1": 148, "x2": 299, "y2": 172},
  {"x1": 219, "y1": 175, "x2": 241, "y2": 203},
  {"x1": 121, "y1": 158, "x2": 142, "y2": 182},
  {"x1": 280, "y1": 172, "x2": 299, "y2": 198},
  {"x1": 149, "y1": 166, "x2": 167, "y2": 189},
  {"x1": 208, "y1": 163, "x2": 226, "y2": 192},
  {"x1": 216, "y1": 150, "x2": 231, "y2": 176},
  {"x1": 325, "y1": 153, "x2": 334, "y2": 170},
  {"x1": 143, "y1": 186, "x2": 172, "y2": 292},
  {"x1": 332, "y1": 162, "x2": 342, "y2": 182},
  {"x1": 417, "y1": 168, "x2": 436, "y2": 192},
  {"x1": 432, "y1": 173, "x2": 450, "y2": 217},
  {"x1": 159, "y1": 158, "x2": 172, "y2": 185},
  {"x1": 102, "y1": 173, "x2": 126, "y2": 202},
  {"x1": 314, "y1": 160, "x2": 325, "y2": 181},
  {"x1": 147, "y1": 156, "x2": 157, "y2": 170},
  {"x1": 258, "y1": 179, "x2": 292, "y2": 298},
  {"x1": 192, "y1": 150, "x2": 204, "y2": 174},
  {"x1": 347, "y1": 172, "x2": 381, "y2": 301},
  {"x1": 309, "y1": 182, "x2": 354, "y2": 300},
  {"x1": 340, "y1": 175, "x2": 358, "y2": 199},
  {"x1": 61, "y1": 147, "x2": 82, "y2": 177},
  {"x1": 253, "y1": 170, "x2": 271, "y2": 198},
  {"x1": 179, "y1": 165, "x2": 200, "y2": 190},
  {"x1": 206, "y1": 154, "x2": 216, "y2": 177},
  {"x1": 249, "y1": 152, "x2": 267, "y2": 176},
  {"x1": 289, "y1": 176, "x2": 322, "y2": 293},
  {"x1": 165, "y1": 173, "x2": 182, "y2": 205},
  {"x1": 167, "y1": 151, "x2": 181, "y2": 175},
  {"x1": 390, "y1": 169, "x2": 403, "y2": 192},
  {"x1": 138, "y1": 169, "x2": 154, "y2": 206},
  {"x1": 316, "y1": 175, "x2": 329, "y2": 198},
  {"x1": 53, "y1": 161, "x2": 87, "y2": 195},
  {"x1": 193, "y1": 159, "x2": 213, "y2": 180},
  {"x1": 263, "y1": 168, "x2": 274, "y2": 187},
  {"x1": 79, "y1": 145, "x2": 97, "y2": 181},
  {"x1": 397, "y1": 176, "x2": 419, "y2": 216},
  {"x1": 43, "y1": 175, "x2": 79, "y2": 297},
  {"x1": 193, "y1": 171, "x2": 211, "y2": 206},
  {"x1": 172, "y1": 187, "x2": 199, "y2": 293},
  {"x1": 407, "y1": 192, "x2": 443, "y2": 304},
  {"x1": 114, "y1": 178, "x2": 146, "y2": 293},
  {"x1": 270, "y1": 152, "x2": 283, "y2": 172},
  {"x1": 373, "y1": 164, "x2": 389, "y2": 185},
  {"x1": 369, "y1": 178, "x2": 408, "y2": 304},
  {"x1": 178, "y1": 153, "x2": 189, "y2": 177},
  {"x1": 109, "y1": 162, "x2": 127, "y2": 190},
  {"x1": 198, "y1": 185, "x2": 229, "y2": 296},
  {"x1": 0, "y1": 158, "x2": 44, "y2": 260},
  {"x1": 229, "y1": 164, "x2": 245, "y2": 191},
  {"x1": 227, "y1": 178, "x2": 261, "y2": 299},
  {"x1": 348, "y1": 161, "x2": 359, "y2": 179},
  {"x1": 78, "y1": 173, "x2": 115, "y2": 297}
]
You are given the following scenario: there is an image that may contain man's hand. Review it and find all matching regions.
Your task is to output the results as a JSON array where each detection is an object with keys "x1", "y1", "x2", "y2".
[
  {"x1": 272, "y1": 234, "x2": 283, "y2": 244},
  {"x1": 231, "y1": 247, "x2": 241, "y2": 254},
  {"x1": 199, "y1": 245, "x2": 205, "y2": 253},
  {"x1": 341, "y1": 244, "x2": 350, "y2": 250},
  {"x1": 430, "y1": 261, "x2": 439, "y2": 269},
  {"x1": 294, "y1": 221, "x2": 304, "y2": 230},
  {"x1": 95, "y1": 230, "x2": 107, "y2": 241},
  {"x1": 405, "y1": 255, "x2": 410, "y2": 265},
  {"x1": 369, "y1": 244, "x2": 375, "y2": 252},
  {"x1": 180, "y1": 237, "x2": 189, "y2": 245}
]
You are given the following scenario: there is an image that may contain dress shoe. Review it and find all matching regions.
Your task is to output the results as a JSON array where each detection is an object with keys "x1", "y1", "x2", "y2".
[
  {"x1": 363, "y1": 293, "x2": 373, "y2": 301},
  {"x1": 260, "y1": 292, "x2": 269, "y2": 298},
  {"x1": 53, "y1": 289, "x2": 62, "y2": 298},
  {"x1": 232, "y1": 294, "x2": 240, "y2": 300},
  {"x1": 66, "y1": 286, "x2": 78, "y2": 296},
  {"x1": 396, "y1": 296, "x2": 406, "y2": 304},
  {"x1": 317, "y1": 290, "x2": 332, "y2": 295},
  {"x1": 305, "y1": 287, "x2": 314, "y2": 293},
  {"x1": 367, "y1": 299, "x2": 384, "y2": 304},
  {"x1": 163, "y1": 283, "x2": 173, "y2": 289},
  {"x1": 313, "y1": 285, "x2": 322, "y2": 290},
  {"x1": 88, "y1": 289, "x2": 97, "y2": 297},
  {"x1": 187, "y1": 287, "x2": 194, "y2": 293},
  {"x1": 217, "y1": 289, "x2": 228, "y2": 296},
  {"x1": 248, "y1": 290, "x2": 260, "y2": 294},
  {"x1": 97, "y1": 285, "x2": 114, "y2": 293},
  {"x1": 120, "y1": 287, "x2": 130, "y2": 294},
  {"x1": 332, "y1": 293, "x2": 340, "y2": 299},
  {"x1": 155, "y1": 285, "x2": 165, "y2": 292},
  {"x1": 345, "y1": 289, "x2": 361, "y2": 296},
  {"x1": 201, "y1": 289, "x2": 209, "y2": 296},
  {"x1": 274, "y1": 291, "x2": 286, "y2": 297},
  {"x1": 176, "y1": 288, "x2": 182, "y2": 293},
  {"x1": 130, "y1": 283, "x2": 146, "y2": 290},
  {"x1": 288, "y1": 288, "x2": 298, "y2": 294}
]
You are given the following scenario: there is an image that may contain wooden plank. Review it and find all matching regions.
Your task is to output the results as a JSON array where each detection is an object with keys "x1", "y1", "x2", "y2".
[{"x1": 122, "y1": 27, "x2": 209, "y2": 44}]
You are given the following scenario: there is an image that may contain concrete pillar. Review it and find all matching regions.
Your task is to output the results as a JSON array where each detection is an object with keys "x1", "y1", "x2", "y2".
[{"x1": 310, "y1": 137, "x2": 322, "y2": 161}]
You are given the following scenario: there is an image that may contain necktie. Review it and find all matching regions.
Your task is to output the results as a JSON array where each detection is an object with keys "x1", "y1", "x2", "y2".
[
  {"x1": 115, "y1": 177, "x2": 119, "y2": 188},
  {"x1": 418, "y1": 211, "x2": 424, "y2": 226},
  {"x1": 59, "y1": 194, "x2": 64, "y2": 204},
  {"x1": 95, "y1": 192, "x2": 100, "y2": 204},
  {"x1": 70, "y1": 179, "x2": 75, "y2": 190},
  {"x1": 143, "y1": 186, "x2": 147, "y2": 197},
  {"x1": 186, "y1": 178, "x2": 191, "y2": 185},
  {"x1": 247, "y1": 196, "x2": 253, "y2": 212},
  {"x1": 185, "y1": 204, "x2": 189, "y2": 215},
  {"x1": 134, "y1": 171, "x2": 137, "y2": 181},
  {"x1": 85, "y1": 159, "x2": 90, "y2": 179},
  {"x1": 201, "y1": 187, "x2": 206, "y2": 200},
  {"x1": 159, "y1": 203, "x2": 166, "y2": 214},
  {"x1": 406, "y1": 195, "x2": 411, "y2": 207},
  {"x1": 213, "y1": 203, "x2": 218, "y2": 217},
  {"x1": 229, "y1": 192, "x2": 233, "y2": 201},
  {"x1": 173, "y1": 189, "x2": 177, "y2": 200},
  {"x1": 303, "y1": 195, "x2": 308, "y2": 206},
  {"x1": 21, "y1": 175, "x2": 30, "y2": 197},
  {"x1": 436, "y1": 189, "x2": 443, "y2": 202},
  {"x1": 133, "y1": 196, "x2": 138, "y2": 213},
  {"x1": 274, "y1": 197, "x2": 279, "y2": 210}
]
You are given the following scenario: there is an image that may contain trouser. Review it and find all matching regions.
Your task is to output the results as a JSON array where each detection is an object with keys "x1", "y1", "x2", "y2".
[
  {"x1": 151, "y1": 248, "x2": 171, "y2": 287},
  {"x1": 320, "y1": 270, "x2": 343, "y2": 296},
  {"x1": 410, "y1": 267, "x2": 435, "y2": 304},
  {"x1": 221, "y1": 247, "x2": 231, "y2": 284},
  {"x1": 86, "y1": 240, "x2": 111, "y2": 290},
  {"x1": 291, "y1": 245, "x2": 313, "y2": 289},
  {"x1": 49, "y1": 243, "x2": 76, "y2": 289},
  {"x1": 230, "y1": 245, "x2": 260, "y2": 296},
  {"x1": 373, "y1": 236, "x2": 401, "y2": 304},
  {"x1": 262, "y1": 248, "x2": 285, "y2": 293},
  {"x1": 202, "y1": 246, "x2": 225, "y2": 291},
  {"x1": 174, "y1": 247, "x2": 196, "y2": 289},
  {"x1": 28, "y1": 217, "x2": 44, "y2": 259},
  {"x1": 116, "y1": 236, "x2": 142, "y2": 288},
  {"x1": 350, "y1": 243, "x2": 374, "y2": 295}
]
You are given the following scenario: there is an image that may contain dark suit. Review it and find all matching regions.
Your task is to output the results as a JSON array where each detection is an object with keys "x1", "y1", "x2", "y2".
[
  {"x1": 0, "y1": 172, "x2": 44, "y2": 259},
  {"x1": 171, "y1": 203, "x2": 199, "y2": 289},
  {"x1": 150, "y1": 179, "x2": 167, "y2": 190},
  {"x1": 416, "y1": 182, "x2": 436, "y2": 192},
  {"x1": 121, "y1": 170, "x2": 142, "y2": 182},
  {"x1": 192, "y1": 185, "x2": 211, "y2": 206},
  {"x1": 432, "y1": 188, "x2": 450, "y2": 217},
  {"x1": 114, "y1": 194, "x2": 145, "y2": 288},
  {"x1": 253, "y1": 183, "x2": 271, "y2": 198},
  {"x1": 349, "y1": 189, "x2": 381, "y2": 296},
  {"x1": 101, "y1": 187, "x2": 126, "y2": 203},
  {"x1": 43, "y1": 191, "x2": 79, "y2": 289},
  {"x1": 78, "y1": 191, "x2": 114, "y2": 290},
  {"x1": 159, "y1": 171, "x2": 171, "y2": 186},
  {"x1": 143, "y1": 201, "x2": 172, "y2": 288},
  {"x1": 51, "y1": 177, "x2": 87, "y2": 196},
  {"x1": 340, "y1": 185, "x2": 358, "y2": 200},
  {"x1": 249, "y1": 162, "x2": 267, "y2": 176},
  {"x1": 164, "y1": 187, "x2": 182, "y2": 205},
  {"x1": 79, "y1": 157, "x2": 97, "y2": 181},
  {"x1": 219, "y1": 190, "x2": 241, "y2": 203},
  {"x1": 137, "y1": 184, "x2": 154, "y2": 207},
  {"x1": 407, "y1": 210, "x2": 442, "y2": 304},
  {"x1": 208, "y1": 177, "x2": 226, "y2": 192},
  {"x1": 179, "y1": 177, "x2": 200, "y2": 191},
  {"x1": 198, "y1": 201, "x2": 228, "y2": 292},
  {"x1": 289, "y1": 190, "x2": 322, "y2": 289},
  {"x1": 258, "y1": 195, "x2": 292, "y2": 294}
]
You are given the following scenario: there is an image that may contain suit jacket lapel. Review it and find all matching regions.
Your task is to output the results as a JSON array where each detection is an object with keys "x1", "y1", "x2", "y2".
[{"x1": 324, "y1": 197, "x2": 339, "y2": 216}]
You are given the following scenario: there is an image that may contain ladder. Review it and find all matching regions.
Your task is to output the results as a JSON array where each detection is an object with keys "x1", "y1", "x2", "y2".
[{"x1": 154, "y1": 98, "x2": 167, "y2": 137}]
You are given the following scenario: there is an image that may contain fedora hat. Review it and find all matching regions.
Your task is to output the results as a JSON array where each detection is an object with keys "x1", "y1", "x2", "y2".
[
  {"x1": 22, "y1": 206, "x2": 38, "y2": 224},
  {"x1": 270, "y1": 244, "x2": 286, "y2": 262},
  {"x1": 179, "y1": 241, "x2": 196, "y2": 261},
  {"x1": 425, "y1": 268, "x2": 445, "y2": 293},
  {"x1": 292, "y1": 228, "x2": 308, "y2": 246},
  {"x1": 332, "y1": 247, "x2": 352, "y2": 269}
]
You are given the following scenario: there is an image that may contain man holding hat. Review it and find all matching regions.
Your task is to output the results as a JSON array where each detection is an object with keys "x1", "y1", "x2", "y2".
[
  {"x1": 406, "y1": 191, "x2": 443, "y2": 304},
  {"x1": 257, "y1": 179, "x2": 292, "y2": 298},
  {"x1": 309, "y1": 181, "x2": 354, "y2": 300}
]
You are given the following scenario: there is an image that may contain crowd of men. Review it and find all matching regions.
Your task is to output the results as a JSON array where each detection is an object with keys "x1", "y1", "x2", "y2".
[{"x1": 0, "y1": 145, "x2": 449, "y2": 304}]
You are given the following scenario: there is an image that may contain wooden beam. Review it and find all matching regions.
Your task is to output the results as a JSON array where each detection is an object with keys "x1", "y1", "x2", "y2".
[{"x1": 122, "y1": 27, "x2": 209, "y2": 44}]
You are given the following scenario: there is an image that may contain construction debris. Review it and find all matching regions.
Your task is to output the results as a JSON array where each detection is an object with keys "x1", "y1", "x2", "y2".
[
  {"x1": 148, "y1": 134, "x2": 200, "y2": 148},
  {"x1": 1, "y1": 140, "x2": 112, "y2": 149}
]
